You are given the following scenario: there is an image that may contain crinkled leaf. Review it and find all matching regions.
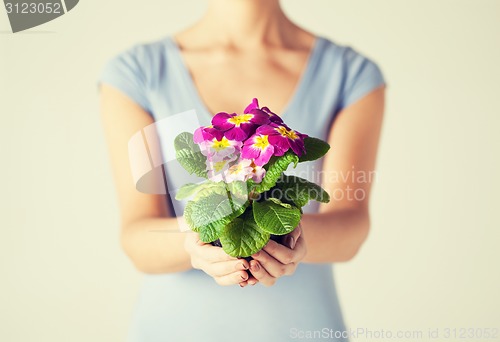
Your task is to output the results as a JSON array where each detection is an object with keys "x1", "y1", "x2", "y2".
[
  {"x1": 174, "y1": 132, "x2": 196, "y2": 151},
  {"x1": 193, "y1": 181, "x2": 227, "y2": 200},
  {"x1": 299, "y1": 137, "x2": 330, "y2": 162},
  {"x1": 220, "y1": 212, "x2": 270, "y2": 257},
  {"x1": 175, "y1": 183, "x2": 205, "y2": 200},
  {"x1": 252, "y1": 198, "x2": 301, "y2": 235},
  {"x1": 274, "y1": 175, "x2": 330, "y2": 207},
  {"x1": 176, "y1": 180, "x2": 240, "y2": 201},
  {"x1": 174, "y1": 132, "x2": 207, "y2": 178},
  {"x1": 184, "y1": 193, "x2": 249, "y2": 243},
  {"x1": 226, "y1": 180, "x2": 250, "y2": 199},
  {"x1": 253, "y1": 152, "x2": 299, "y2": 193}
]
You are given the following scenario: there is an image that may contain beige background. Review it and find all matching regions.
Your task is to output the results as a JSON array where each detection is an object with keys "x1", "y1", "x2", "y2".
[{"x1": 1, "y1": 1, "x2": 499, "y2": 341}]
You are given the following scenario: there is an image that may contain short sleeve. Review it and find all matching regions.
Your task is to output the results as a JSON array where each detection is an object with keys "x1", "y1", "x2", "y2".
[
  {"x1": 339, "y1": 47, "x2": 386, "y2": 110},
  {"x1": 97, "y1": 45, "x2": 151, "y2": 113}
]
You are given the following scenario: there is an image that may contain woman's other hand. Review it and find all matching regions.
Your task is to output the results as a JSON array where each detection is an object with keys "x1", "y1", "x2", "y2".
[
  {"x1": 184, "y1": 232, "x2": 251, "y2": 286},
  {"x1": 249, "y1": 224, "x2": 307, "y2": 287}
]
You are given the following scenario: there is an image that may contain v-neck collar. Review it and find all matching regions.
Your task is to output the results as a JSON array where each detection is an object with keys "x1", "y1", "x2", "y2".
[{"x1": 165, "y1": 35, "x2": 324, "y2": 120}]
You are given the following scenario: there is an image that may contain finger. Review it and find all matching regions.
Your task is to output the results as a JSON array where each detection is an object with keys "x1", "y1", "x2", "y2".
[
  {"x1": 214, "y1": 270, "x2": 249, "y2": 286},
  {"x1": 239, "y1": 274, "x2": 259, "y2": 287},
  {"x1": 285, "y1": 224, "x2": 302, "y2": 249},
  {"x1": 202, "y1": 258, "x2": 249, "y2": 278},
  {"x1": 194, "y1": 243, "x2": 237, "y2": 263},
  {"x1": 246, "y1": 275, "x2": 259, "y2": 286},
  {"x1": 292, "y1": 234, "x2": 307, "y2": 261},
  {"x1": 252, "y1": 249, "x2": 294, "y2": 278},
  {"x1": 262, "y1": 239, "x2": 295, "y2": 264},
  {"x1": 249, "y1": 259, "x2": 276, "y2": 287}
]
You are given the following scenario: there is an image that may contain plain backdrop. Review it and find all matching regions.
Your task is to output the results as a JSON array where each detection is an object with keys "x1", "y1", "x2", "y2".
[{"x1": 1, "y1": 1, "x2": 499, "y2": 341}]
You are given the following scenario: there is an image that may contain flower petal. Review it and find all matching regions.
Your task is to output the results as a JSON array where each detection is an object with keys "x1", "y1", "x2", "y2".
[
  {"x1": 252, "y1": 165, "x2": 266, "y2": 183},
  {"x1": 248, "y1": 111, "x2": 270, "y2": 125},
  {"x1": 243, "y1": 98, "x2": 260, "y2": 113},
  {"x1": 241, "y1": 145, "x2": 261, "y2": 160},
  {"x1": 254, "y1": 145, "x2": 274, "y2": 166},
  {"x1": 256, "y1": 124, "x2": 277, "y2": 136},
  {"x1": 212, "y1": 112, "x2": 235, "y2": 131},
  {"x1": 224, "y1": 126, "x2": 250, "y2": 141},
  {"x1": 289, "y1": 138, "x2": 306, "y2": 156},
  {"x1": 268, "y1": 134, "x2": 290, "y2": 153},
  {"x1": 262, "y1": 106, "x2": 283, "y2": 124}
]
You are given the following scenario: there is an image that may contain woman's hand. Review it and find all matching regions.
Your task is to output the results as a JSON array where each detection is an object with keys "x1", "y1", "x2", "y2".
[
  {"x1": 249, "y1": 224, "x2": 307, "y2": 287},
  {"x1": 184, "y1": 232, "x2": 251, "y2": 286}
]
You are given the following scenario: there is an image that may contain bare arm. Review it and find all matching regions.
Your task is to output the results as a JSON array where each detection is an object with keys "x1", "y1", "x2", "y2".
[
  {"x1": 301, "y1": 86, "x2": 385, "y2": 263},
  {"x1": 99, "y1": 84, "x2": 191, "y2": 274}
]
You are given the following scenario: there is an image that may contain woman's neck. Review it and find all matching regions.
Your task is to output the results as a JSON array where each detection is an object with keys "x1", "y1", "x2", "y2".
[{"x1": 182, "y1": 0, "x2": 301, "y2": 50}]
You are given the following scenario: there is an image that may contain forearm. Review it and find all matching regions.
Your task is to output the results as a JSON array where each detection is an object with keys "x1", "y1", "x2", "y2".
[
  {"x1": 121, "y1": 217, "x2": 192, "y2": 274},
  {"x1": 300, "y1": 208, "x2": 370, "y2": 263}
]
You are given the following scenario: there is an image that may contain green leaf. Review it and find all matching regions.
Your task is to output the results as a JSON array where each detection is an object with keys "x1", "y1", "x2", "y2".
[
  {"x1": 184, "y1": 193, "x2": 249, "y2": 243},
  {"x1": 174, "y1": 132, "x2": 196, "y2": 151},
  {"x1": 175, "y1": 183, "x2": 204, "y2": 200},
  {"x1": 299, "y1": 137, "x2": 330, "y2": 162},
  {"x1": 225, "y1": 181, "x2": 250, "y2": 199},
  {"x1": 176, "y1": 180, "x2": 241, "y2": 200},
  {"x1": 252, "y1": 198, "x2": 301, "y2": 235},
  {"x1": 220, "y1": 212, "x2": 270, "y2": 257},
  {"x1": 274, "y1": 175, "x2": 330, "y2": 207},
  {"x1": 174, "y1": 132, "x2": 207, "y2": 178},
  {"x1": 253, "y1": 152, "x2": 299, "y2": 193},
  {"x1": 193, "y1": 181, "x2": 227, "y2": 200}
]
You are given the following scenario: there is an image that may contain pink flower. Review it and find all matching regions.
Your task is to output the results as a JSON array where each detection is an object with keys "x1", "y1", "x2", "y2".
[
  {"x1": 251, "y1": 163, "x2": 266, "y2": 183},
  {"x1": 256, "y1": 123, "x2": 308, "y2": 157},
  {"x1": 206, "y1": 155, "x2": 236, "y2": 182},
  {"x1": 241, "y1": 133, "x2": 275, "y2": 166},
  {"x1": 224, "y1": 159, "x2": 254, "y2": 183},
  {"x1": 212, "y1": 111, "x2": 269, "y2": 141},
  {"x1": 193, "y1": 125, "x2": 224, "y2": 144},
  {"x1": 223, "y1": 159, "x2": 266, "y2": 183},
  {"x1": 198, "y1": 137, "x2": 242, "y2": 160}
]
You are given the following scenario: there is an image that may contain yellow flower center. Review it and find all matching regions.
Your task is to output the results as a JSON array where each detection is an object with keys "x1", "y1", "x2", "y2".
[
  {"x1": 276, "y1": 126, "x2": 298, "y2": 140},
  {"x1": 254, "y1": 135, "x2": 270, "y2": 149},
  {"x1": 212, "y1": 138, "x2": 230, "y2": 151},
  {"x1": 228, "y1": 114, "x2": 253, "y2": 126},
  {"x1": 228, "y1": 163, "x2": 243, "y2": 175},
  {"x1": 213, "y1": 160, "x2": 227, "y2": 172}
]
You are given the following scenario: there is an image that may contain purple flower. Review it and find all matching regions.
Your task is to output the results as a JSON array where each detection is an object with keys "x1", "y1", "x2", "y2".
[
  {"x1": 241, "y1": 133, "x2": 275, "y2": 166},
  {"x1": 261, "y1": 106, "x2": 284, "y2": 124},
  {"x1": 257, "y1": 123, "x2": 308, "y2": 157},
  {"x1": 193, "y1": 125, "x2": 224, "y2": 144},
  {"x1": 212, "y1": 111, "x2": 269, "y2": 141},
  {"x1": 244, "y1": 98, "x2": 260, "y2": 113},
  {"x1": 244, "y1": 98, "x2": 283, "y2": 124}
]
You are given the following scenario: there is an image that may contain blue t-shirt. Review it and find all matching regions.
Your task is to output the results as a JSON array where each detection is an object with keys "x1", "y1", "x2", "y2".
[{"x1": 98, "y1": 35, "x2": 386, "y2": 342}]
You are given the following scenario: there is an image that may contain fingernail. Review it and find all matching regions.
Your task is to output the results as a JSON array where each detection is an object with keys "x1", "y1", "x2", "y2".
[
  {"x1": 241, "y1": 263, "x2": 248, "y2": 270},
  {"x1": 251, "y1": 262, "x2": 260, "y2": 272},
  {"x1": 289, "y1": 236, "x2": 296, "y2": 249},
  {"x1": 239, "y1": 283, "x2": 244, "y2": 288},
  {"x1": 240, "y1": 274, "x2": 247, "y2": 281}
]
